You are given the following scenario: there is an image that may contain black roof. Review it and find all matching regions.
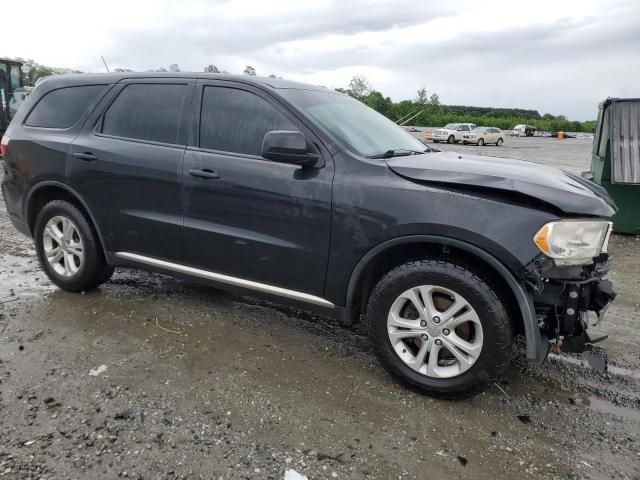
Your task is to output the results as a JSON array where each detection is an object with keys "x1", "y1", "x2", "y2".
[{"x1": 36, "y1": 72, "x2": 329, "y2": 92}]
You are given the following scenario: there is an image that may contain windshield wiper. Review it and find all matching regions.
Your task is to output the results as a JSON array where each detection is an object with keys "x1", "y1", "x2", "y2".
[{"x1": 367, "y1": 147, "x2": 438, "y2": 159}]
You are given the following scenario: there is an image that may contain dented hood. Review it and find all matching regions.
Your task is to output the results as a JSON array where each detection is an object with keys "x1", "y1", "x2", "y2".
[{"x1": 386, "y1": 151, "x2": 616, "y2": 217}]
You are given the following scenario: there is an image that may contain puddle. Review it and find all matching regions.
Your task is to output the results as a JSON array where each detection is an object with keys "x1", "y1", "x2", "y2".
[
  {"x1": 589, "y1": 397, "x2": 640, "y2": 423},
  {"x1": 0, "y1": 252, "x2": 54, "y2": 298}
]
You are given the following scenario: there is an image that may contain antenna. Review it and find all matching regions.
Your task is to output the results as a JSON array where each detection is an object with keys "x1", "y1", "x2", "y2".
[{"x1": 101, "y1": 56, "x2": 110, "y2": 73}]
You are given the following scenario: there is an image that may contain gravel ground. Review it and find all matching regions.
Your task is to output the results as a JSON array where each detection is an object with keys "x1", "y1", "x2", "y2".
[
  {"x1": 426, "y1": 134, "x2": 594, "y2": 174},
  {"x1": 1, "y1": 138, "x2": 639, "y2": 480}
]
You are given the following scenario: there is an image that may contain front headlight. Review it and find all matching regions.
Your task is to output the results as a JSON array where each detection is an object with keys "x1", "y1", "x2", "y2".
[{"x1": 533, "y1": 220, "x2": 612, "y2": 266}]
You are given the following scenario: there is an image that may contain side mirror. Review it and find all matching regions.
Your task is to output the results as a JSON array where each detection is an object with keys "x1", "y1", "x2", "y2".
[{"x1": 261, "y1": 130, "x2": 319, "y2": 168}]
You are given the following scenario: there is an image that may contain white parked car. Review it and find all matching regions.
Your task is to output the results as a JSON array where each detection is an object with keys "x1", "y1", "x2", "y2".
[
  {"x1": 432, "y1": 123, "x2": 476, "y2": 143},
  {"x1": 462, "y1": 127, "x2": 504, "y2": 146}
]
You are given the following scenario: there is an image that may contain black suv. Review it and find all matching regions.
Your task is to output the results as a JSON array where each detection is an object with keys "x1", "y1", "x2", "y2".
[{"x1": 1, "y1": 73, "x2": 616, "y2": 396}]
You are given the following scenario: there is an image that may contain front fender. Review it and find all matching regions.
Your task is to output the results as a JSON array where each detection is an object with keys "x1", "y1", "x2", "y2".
[{"x1": 345, "y1": 235, "x2": 547, "y2": 364}]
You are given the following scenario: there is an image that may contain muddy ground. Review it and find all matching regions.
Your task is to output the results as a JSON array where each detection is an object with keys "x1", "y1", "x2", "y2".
[{"x1": 1, "y1": 137, "x2": 639, "y2": 480}]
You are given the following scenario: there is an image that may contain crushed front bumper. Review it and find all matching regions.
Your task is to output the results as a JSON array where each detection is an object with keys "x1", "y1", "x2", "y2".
[{"x1": 524, "y1": 254, "x2": 616, "y2": 359}]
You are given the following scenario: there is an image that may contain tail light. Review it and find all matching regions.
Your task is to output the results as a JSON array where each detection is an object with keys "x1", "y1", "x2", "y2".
[{"x1": 0, "y1": 135, "x2": 8, "y2": 158}]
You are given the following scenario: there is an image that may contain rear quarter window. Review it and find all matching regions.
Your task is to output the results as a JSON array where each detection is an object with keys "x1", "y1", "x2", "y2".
[{"x1": 25, "y1": 85, "x2": 106, "y2": 128}]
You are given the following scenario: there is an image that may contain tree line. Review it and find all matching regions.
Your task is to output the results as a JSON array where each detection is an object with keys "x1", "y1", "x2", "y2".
[
  {"x1": 337, "y1": 75, "x2": 596, "y2": 133},
  {"x1": 11, "y1": 58, "x2": 595, "y2": 132}
]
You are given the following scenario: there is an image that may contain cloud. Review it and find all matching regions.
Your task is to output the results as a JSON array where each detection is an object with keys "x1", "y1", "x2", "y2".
[{"x1": 2, "y1": 0, "x2": 638, "y2": 120}]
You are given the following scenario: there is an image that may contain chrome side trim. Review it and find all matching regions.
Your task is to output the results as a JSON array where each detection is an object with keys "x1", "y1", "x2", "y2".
[{"x1": 115, "y1": 251, "x2": 335, "y2": 308}]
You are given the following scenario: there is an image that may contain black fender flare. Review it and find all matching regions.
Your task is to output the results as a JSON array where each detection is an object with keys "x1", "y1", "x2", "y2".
[
  {"x1": 25, "y1": 181, "x2": 110, "y2": 257},
  {"x1": 346, "y1": 235, "x2": 546, "y2": 364}
]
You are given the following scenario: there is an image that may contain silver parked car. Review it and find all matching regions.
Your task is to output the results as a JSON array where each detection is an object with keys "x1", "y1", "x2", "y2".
[{"x1": 462, "y1": 127, "x2": 504, "y2": 146}]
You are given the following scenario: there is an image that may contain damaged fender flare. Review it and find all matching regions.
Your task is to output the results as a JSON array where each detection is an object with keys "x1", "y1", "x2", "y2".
[{"x1": 346, "y1": 235, "x2": 546, "y2": 364}]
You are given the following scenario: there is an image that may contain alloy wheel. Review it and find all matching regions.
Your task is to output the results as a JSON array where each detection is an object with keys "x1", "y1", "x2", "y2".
[
  {"x1": 42, "y1": 215, "x2": 84, "y2": 277},
  {"x1": 386, "y1": 285, "x2": 483, "y2": 378}
]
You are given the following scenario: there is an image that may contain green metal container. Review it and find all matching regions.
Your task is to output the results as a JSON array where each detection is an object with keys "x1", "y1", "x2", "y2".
[{"x1": 583, "y1": 98, "x2": 640, "y2": 234}]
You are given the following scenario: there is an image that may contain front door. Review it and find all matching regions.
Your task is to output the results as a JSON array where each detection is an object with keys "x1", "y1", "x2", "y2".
[
  {"x1": 182, "y1": 81, "x2": 333, "y2": 297},
  {"x1": 68, "y1": 79, "x2": 195, "y2": 262}
]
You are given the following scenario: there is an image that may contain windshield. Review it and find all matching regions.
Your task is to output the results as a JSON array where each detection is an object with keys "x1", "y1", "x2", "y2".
[
  {"x1": 443, "y1": 123, "x2": 459, "y2": 130},
  {"x1": 279, "y1": 89, "x2": 428, "y2": 157},
  {"x1": 471, "y1": 127, "x2": 486, "y2": 133}
]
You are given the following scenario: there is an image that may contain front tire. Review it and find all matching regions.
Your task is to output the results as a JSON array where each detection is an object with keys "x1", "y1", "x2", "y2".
[
  {"x1": 367, "y1": 259, "x2": 513, "y2": 397},
  {"x1": 477, "y1": 138, "x2": 485, "y2": 146},
  {"x1": 34, "y1": 200, "x2": 114, "y2": 292}
]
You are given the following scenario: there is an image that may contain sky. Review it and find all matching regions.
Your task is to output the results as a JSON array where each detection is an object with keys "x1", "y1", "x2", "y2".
[{"x1": 2, "y1": 0, "x2": 638, "y2": 120}]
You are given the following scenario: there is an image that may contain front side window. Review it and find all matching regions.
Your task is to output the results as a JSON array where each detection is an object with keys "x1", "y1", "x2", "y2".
[
  {"x1": 102, "y1": 84, "x2": 188, "y2": 145},
  {"x1": 280, "y1": 89, "x2": 428, "y2": 157},
  {"x1": 25, "y1": 85, "x2": 106, "y2": 128},
  {"x1": 200, "y1": 86, "x2": 297, "y2": 156}
]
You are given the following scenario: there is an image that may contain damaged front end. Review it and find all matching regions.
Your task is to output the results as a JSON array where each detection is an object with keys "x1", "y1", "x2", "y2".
[{"x1": 523, "y1": 249, "x2": 616, "y2": 368}]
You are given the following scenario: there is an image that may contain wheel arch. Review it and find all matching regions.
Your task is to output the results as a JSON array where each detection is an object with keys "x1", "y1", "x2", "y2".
[
  {"x1": 345, "y1": 235, "x2": 545, "y2": 364},
  {"x1": 25, "y1": 181, "x2": 109, "y2": 257}
]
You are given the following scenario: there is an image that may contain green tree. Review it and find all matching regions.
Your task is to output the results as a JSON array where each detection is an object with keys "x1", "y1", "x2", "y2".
[
  {"x1": 415, "y1": 86, "x2": 428, "y2": 105},
  {"x1": 348, "y1": 75, "x2": 371, "y2": 101},
  {"x1": 32, "y1": 65, "x2": 55, "y2": 84},
  {"x1": 243, "y1": 65, "x2": 256, "y2": 75},
  {"x1": 364, "y1": 90, "x2": 393, "y2": 117},
  {"x1": 204, "y1": 64, "x2": 220, "y2": 73}
]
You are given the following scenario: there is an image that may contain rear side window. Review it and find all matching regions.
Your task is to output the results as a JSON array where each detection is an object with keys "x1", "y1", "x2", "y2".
[
  {"x1": 102, "y1": 84, "x2": 188, "y2": 145},
  {"x1": 25, "y1": 85, "x2": 106, "y2": 128},
  {"x1": 200, "y1": 86, "x2": 297, "y2": 156}
]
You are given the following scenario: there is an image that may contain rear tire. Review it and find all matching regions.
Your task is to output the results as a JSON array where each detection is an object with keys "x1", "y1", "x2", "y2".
[
  {"x1": 496, "y1": 138, "x2": 503, "y2": 146},
  {"x1": 367, "y1": 259, "x2": 513, "y2": 397},
  {"x1": 447, "y1": 135, "x2": 455, "y2": 144},
  {"x1": 34, "y1": 200, "x2": 114, "y2": 292}
]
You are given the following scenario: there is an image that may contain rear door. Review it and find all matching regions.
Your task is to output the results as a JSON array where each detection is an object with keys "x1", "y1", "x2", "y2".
[
  {"x1": 68, "y1": 78, "x2": 195, "y2": 261},
  {"x1": 181, "y1": 81, "x2": 334, "y2": 297}
]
